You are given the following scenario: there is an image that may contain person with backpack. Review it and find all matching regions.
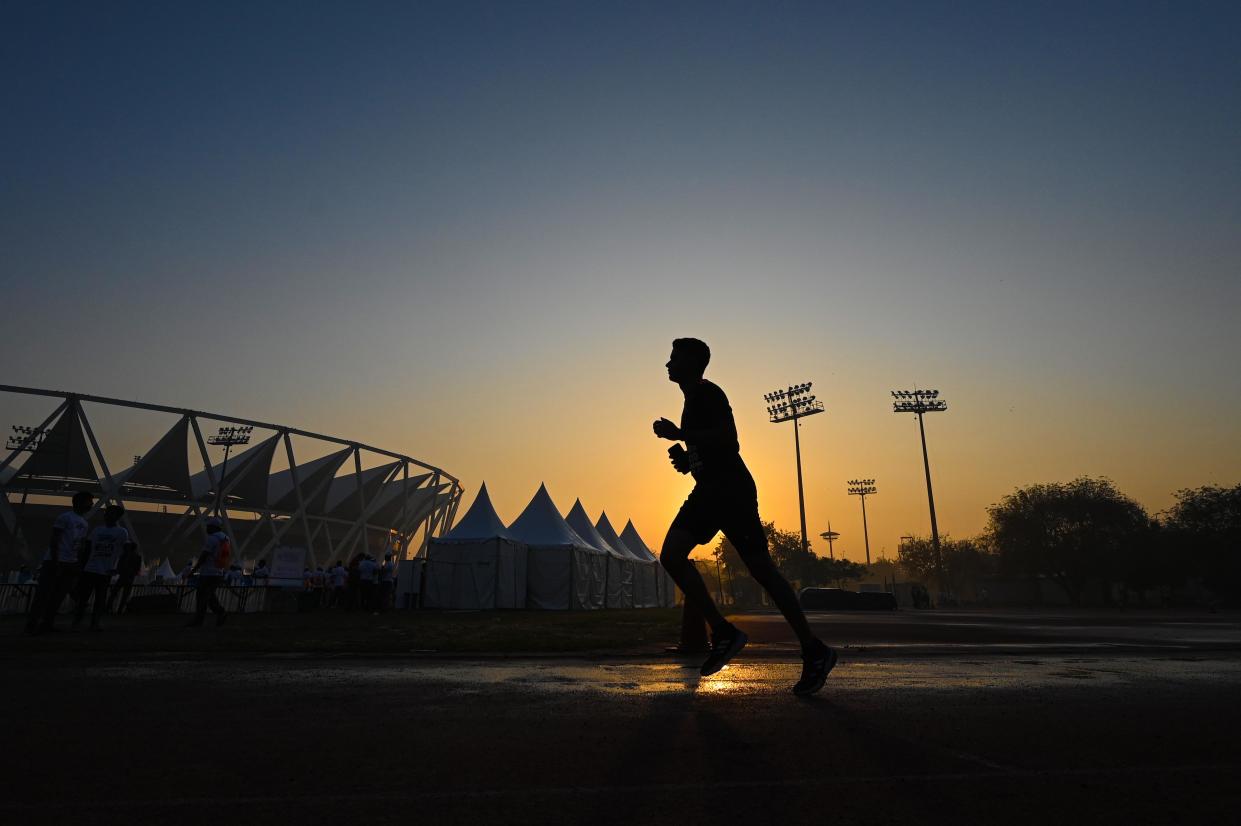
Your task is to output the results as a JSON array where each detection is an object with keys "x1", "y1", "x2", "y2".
[{"x1": 186, "y1": 516, "x2": 230, "y2": 627}]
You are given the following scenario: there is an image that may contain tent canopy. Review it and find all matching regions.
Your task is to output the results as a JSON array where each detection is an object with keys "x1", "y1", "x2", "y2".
[
  {"x1": 508, "y1": 484, "x2": 601, "y2": 552},
  {"x1": 621, "y1": 521, "x2": 658, "y2": 562},
  {"x1": 440, "y1": 482, "x2": 517, "y2": 542},
  {"x1": 596, "y1": 512, "x2": 642, "y2": 561}
]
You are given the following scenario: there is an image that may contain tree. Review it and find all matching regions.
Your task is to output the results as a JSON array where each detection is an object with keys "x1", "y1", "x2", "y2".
[
  {"x1": 1162, "y1": 484, "x2": 1241, "y2": 603},
  {"x1": 897, "y1": 534, "x2": 994, "y2": 596},
  {"x1": 985, "y1": 477, "x2": 1149, "y2": 606},
  {"x1": 816, "y1": 557, "x2": 867, "y2": 587},
  {"x1": 712, "y1": 520, "x2": 842, "y2": 600}
]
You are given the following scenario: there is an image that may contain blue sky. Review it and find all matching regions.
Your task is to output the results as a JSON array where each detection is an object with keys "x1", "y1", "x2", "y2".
[{"x1": 3, "y1": 1, "x2": 1239, "y2": 554}]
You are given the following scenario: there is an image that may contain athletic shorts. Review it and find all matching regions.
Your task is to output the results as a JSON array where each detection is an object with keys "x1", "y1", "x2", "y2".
[{"x1": 672, "y1": 471, "x2": 765, "y2": 547}]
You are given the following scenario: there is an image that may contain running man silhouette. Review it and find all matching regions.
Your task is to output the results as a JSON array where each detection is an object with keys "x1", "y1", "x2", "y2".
[{"x1": 654, "y1": 338, "x2": 837, "y2": 695}]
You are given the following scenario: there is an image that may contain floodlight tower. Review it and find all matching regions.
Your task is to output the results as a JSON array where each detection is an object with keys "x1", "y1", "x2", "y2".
[
  {"x1": 764, "y1": 382, "x2": 824, "y2": 554},
  {"x1": 207, "y1": 425, "x2": 252, "y2": 515},
  {"x1": 846, "y1": 478, "x2": 877, "y2": 565},
  {"x1": 819, "y1": 523, "x2": 840, "y2": 560},
  {"x1": 891, "y1": 389, "x2": 947, "y2": 585}
]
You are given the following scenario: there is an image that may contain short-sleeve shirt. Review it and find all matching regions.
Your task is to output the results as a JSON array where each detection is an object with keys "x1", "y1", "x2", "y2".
[
  {"x1": 45, "y1": 510, "x2": 90, "y2": 563},
  {"x1": 331, "y1": 566, "x2": 347, "y2": 587},
  {"x1": 380, "y1": 561, "x2": 396, "y2": 582},
  {"x1": 679, "y1": 380, "x2": 746, "y2": 482},
  {"x1": 84, "y1": 525, "x2": 130, "y2": 575},
  {"x1": 359, "y1": 559, "x2": 377, "y2": 583},
  {"x1": 199, "y1": 531, "x2": 231, "y2": 577}
]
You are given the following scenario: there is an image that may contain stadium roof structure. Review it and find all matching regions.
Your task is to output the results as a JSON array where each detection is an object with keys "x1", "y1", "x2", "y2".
[{"x1": 0, "y1": 385, "x2": 462, "y2": 566}]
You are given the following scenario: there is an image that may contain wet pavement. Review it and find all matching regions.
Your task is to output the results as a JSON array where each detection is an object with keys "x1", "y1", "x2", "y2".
[{"x1": 5, "y1": 640, "x2": 1241, "y2": 825}]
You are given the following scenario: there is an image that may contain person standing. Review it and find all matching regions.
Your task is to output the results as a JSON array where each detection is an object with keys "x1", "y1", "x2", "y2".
[
  {"x1": 186, "y1": 516, "x2": 230, "y2": 627},
  {"x1": 358, "y1": 554, "x2": 378, "y2": 613},
  {"x1": 109, "y1": 539, "x2": 142, "y2": 615},
  {"x1": 313, "y1": 566, "x2": 327, "y2": 607},
  {"x1": 329, "y1": 560, "x2": 347, "y2": 608},
  {"x1": 74, "y1": 504, "x2": 130, "y2": 631},
  {"x1": 653, "y1": 338, "x2": 837, "y2": 695},
  {"x1": 378, "y1": 553, "x2": 396, "y2": 612},
  {"x1": 27, "y1": 490, "x2": 93, "y2": 635}
]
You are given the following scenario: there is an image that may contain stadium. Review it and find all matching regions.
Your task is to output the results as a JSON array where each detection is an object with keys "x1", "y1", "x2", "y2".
[{"x1": 0, "y1": 385, "x2": 462, "y2": 573}]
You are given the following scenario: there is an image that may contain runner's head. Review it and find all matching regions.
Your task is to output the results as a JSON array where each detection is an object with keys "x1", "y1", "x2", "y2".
[
  {"x1": 668, "y1": 338, "x2": 710, "y2": 383},
  {"x1": 105, "y1": 504, "x2": 125, "y2": 526},
  {"x1": 72, "y1": 490, "x2": 94, "y2": 514},
  {"x1": 206, "y1": 516, "x2": 224, "y2": 532}
]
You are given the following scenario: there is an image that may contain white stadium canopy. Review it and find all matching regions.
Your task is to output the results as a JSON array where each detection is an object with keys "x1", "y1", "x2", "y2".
[{"x1": 0, "y1": 386, "x2": 461, "y2": 569}]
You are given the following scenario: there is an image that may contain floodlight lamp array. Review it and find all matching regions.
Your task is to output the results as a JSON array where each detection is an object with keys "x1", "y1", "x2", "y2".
[
  {"x1": 847, "y1": 479, "x2": 878, "y2": 496},
  {"x1": 891, "y1": 389, "x2": 947, "y2": 414},
  {"x1": 6, "y1": 424, "x2": 45, "y2": 451},
  {"x1": 207, "y1": 425, "x2": 254, "y2": 446},
  {"x1": 765, "y1": 381, "x2": 824, "y2": 423}
]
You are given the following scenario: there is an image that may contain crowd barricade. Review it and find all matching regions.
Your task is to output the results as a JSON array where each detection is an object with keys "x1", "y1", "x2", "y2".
[
  {"x1": 0, "y1": 583, "x2": 36, "y2": 615},
  {"x1": 0, "y1": 581, "x2": 274, "y2": 615}
]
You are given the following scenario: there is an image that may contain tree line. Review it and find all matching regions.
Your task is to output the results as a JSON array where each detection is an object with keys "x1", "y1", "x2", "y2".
[{"x1": 699, "y1": 479, "x2": 1241, "y2": 607}]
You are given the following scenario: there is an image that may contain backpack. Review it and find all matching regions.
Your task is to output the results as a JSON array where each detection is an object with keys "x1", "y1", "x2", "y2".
[{"x1": 212, "y1": 533, "x2": 232, "y2": 569}]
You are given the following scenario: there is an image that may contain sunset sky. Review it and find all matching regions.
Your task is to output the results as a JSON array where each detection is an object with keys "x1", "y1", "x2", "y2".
[{"x1": 3, "y1": 1, "x2": 1239, "y2": 561}]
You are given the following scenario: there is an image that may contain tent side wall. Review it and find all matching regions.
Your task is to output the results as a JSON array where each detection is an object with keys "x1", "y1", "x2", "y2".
[
  {"x1": 527, "y1": 546, "x2": 573, "y2": 610},
  {"x1": 424, "y1": 538, "x2": 528, "y2": 609},
  {"x1": 605, "y1": 555, "x2": 635, "y2": 609}
]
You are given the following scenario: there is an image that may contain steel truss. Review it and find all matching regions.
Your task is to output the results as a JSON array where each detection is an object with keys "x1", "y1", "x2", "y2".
[{"x1": 0, "y1": 385, "x2": 462, "y2": 566}]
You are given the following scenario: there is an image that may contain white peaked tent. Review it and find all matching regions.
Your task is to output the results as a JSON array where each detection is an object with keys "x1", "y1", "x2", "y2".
[
  {"x1": 621, "y1": 520, "x2": 677, "y2": 608},
  {"x1": 424, "y1": 483, "x2": 527, "y2": 609},
  {"x1": 565, "y1": 500, "x2": 634, "y2": 609},
  {"x1": 597, "y1": 512, "x2": 659, "y2": 609},
  {"x1": 152, "y1": 558, "x2": 178, "y2": 582},
  {"x1": 508, "y1": 484, "x2": 606, "y2": 610}
]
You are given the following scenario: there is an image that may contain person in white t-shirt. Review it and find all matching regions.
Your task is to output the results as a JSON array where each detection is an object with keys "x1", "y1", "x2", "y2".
[
  {"x1": 27, "y1": 490, "x2": 93, "y2": 635},
  {"x1": 312, "y1": 566, "x2": 327, "y2": 606},
  {"x1": 186, "y1": 516, "x2": 230, "y2": 627},
  {"x1": 358, "y1": 554, "x2": 378, "y2": 612},
  {"x1": 378, "y1": 553, "x2": 397, "y2": 613},
  {"x1": 74, "y1": 504, "x2": 131, "y2": 631}
]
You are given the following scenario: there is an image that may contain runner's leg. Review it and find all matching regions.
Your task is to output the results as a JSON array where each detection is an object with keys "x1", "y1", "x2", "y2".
[
  {"x1": 660, "y1": 526, "x2": 728, "y2": 633},
  {"x1": 729, "y1": 522, "x2": 819, "y2": 652}
]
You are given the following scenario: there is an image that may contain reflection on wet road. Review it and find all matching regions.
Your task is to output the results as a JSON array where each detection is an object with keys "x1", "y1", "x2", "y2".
[{"x1": 90, "y1": 652, "x2": 1241, "y2": 696}]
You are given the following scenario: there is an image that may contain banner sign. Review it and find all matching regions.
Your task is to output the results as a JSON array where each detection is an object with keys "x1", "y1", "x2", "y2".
[{"x1": 269, "y1": 546, "x2": 307, "y2": 580}]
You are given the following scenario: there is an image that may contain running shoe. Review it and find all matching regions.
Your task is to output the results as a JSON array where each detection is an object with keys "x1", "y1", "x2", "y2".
[
  {"x1": 699, "y1": 627, "x2": 748, "y2": 676},
  {"x1": 793, "y1": 642, "x2": 838, "y2": 696}
]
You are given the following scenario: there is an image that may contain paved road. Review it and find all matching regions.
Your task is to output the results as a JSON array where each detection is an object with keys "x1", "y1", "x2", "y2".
[
  {"x1": 5, "y1": 637, "x2": 1240, "y2": 824},
  {"x1": 751, "y1": 607, "x2": 1241, "y2": 653}
]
